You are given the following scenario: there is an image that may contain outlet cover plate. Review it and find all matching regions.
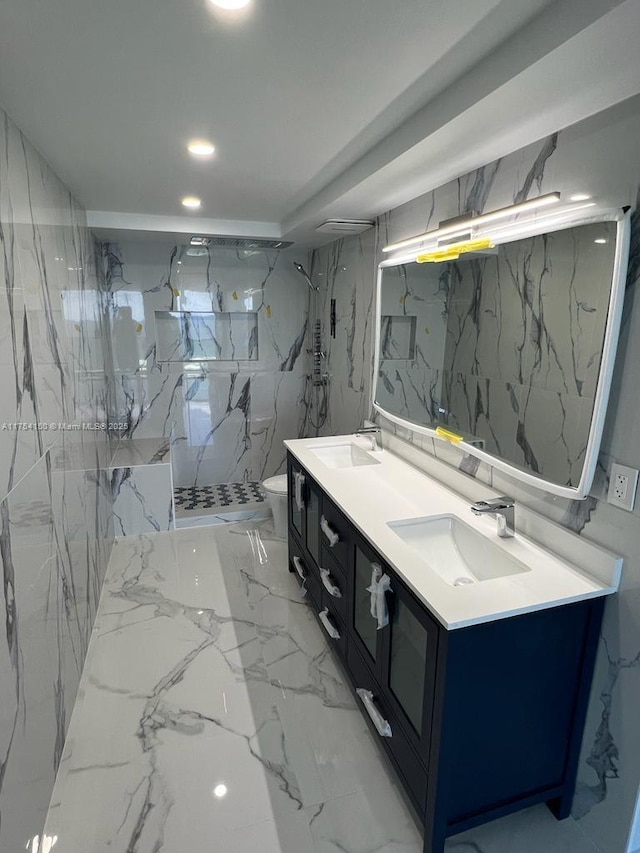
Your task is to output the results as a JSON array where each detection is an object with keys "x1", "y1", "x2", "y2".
[{"x1": 607, "y1": 462, "x2": 639, "y2": 511}]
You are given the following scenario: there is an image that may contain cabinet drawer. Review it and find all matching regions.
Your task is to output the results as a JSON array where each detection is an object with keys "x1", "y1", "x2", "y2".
[
  {"x1": 319, "y1": 497, "x2": 350, "y2": 571},
  {"x1": 316, "y1": 600, "x2": 347, "y2": 661},
  {"x1": 288, "y1": 536, "x2": 321, "y2": 610},
  {"x1": 319, "y1": 557, "x2": 347, "y2": 622},
  {"x1": 347, "y1": 642, "x2": 428, "y2": 814}
]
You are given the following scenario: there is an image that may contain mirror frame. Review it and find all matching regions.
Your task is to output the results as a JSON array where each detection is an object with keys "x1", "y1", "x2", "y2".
[{"x1": 372, "y1": 209, "x2": 631, "y2": 499}]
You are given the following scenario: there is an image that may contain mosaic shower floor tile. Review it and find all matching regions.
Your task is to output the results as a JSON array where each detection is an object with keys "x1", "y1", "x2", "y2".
[{"x1": 174, "y1": 481, "x2": 266, "y2": 517}]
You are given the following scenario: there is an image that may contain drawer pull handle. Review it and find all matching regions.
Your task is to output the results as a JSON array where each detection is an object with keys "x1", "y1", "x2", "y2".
[
  {"x1": 356, "y1": 688, "x2": 392, "y2": 738},
  {"x1": 294, "y1": 471, "x2": 306, "y2": 512},
  {"x1": 320, "y1": 568, "x2": 341, "y2": 598},
  {"x1": 318, "y1": 608, "x2": 340, "y2": 639},
  {"x1": 292, "y1": 556, "x2": 308, "y2": 598},
  {"x1": 320, "y1": 515, "x2": 339, "y2": 547}
]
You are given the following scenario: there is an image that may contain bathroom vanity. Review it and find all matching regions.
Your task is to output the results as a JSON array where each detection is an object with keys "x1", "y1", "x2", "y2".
[{"x1": 285, "y1": 436, "x2": 621, "y2": 853}]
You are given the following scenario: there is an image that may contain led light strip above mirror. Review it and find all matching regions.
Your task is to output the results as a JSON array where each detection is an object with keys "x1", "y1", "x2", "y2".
[
  {"x1": 411, "y1": 201, "x2": 602, "y2": 264},
  {"x1": 383, "y1": 192, "x2": 570, "y2": 255}
]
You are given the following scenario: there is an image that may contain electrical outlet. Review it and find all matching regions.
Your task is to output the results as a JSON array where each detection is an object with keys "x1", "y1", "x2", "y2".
[{"x1": 607, "y1": 463, "x2": 639, "y2": 511}]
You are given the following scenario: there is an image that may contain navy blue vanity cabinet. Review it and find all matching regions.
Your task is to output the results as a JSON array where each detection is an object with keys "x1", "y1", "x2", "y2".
[
  {"x1": 349, "y1": 529, "x2": 440, "y2": 750},
  {"x1": 348, "y1": 531, "x2": 436, "y2": 813},
  {"x1": 315, "y1": 497, "x2": 351, "y2": 658},
  {"x1": 349, "y1": 535, "x2": 384, "y2": 669},
  {"x1": 287, "y1": 533, "x2": 322, "y2": 611},
  {"x1": 424, "y1": 598, "x2": 604, "y2": 852},
  {"x1": 286, "y1": 453, "x2": 604, "y2": 853},
  {"x1": 287, "y1": 457, "x2": 304, "y2": 540},
  {"x1": 318, "y1": 493, "x2": 351, "y2": 572},
  {"x1": 379, "y1": 558, "x2": 439, "y2": 764},
  {"x1": 287, "y1": 457, "x2": 321, "y2": 566},
  {"x1": 318, "y1": 495, "x2": 351, "y2": 625},
  {"x1": 287, "y1": 459, "x2": 348, "y2": 658}
]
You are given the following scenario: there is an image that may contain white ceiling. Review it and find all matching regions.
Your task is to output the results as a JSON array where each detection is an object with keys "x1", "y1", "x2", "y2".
[{"x1": 0, "y1": 0, "x2": 639, "y2": 247}]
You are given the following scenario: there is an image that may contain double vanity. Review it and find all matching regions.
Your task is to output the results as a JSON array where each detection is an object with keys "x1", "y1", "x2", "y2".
[{"x1": 284, "y1": 434, "x2": 621, "y2": 853}]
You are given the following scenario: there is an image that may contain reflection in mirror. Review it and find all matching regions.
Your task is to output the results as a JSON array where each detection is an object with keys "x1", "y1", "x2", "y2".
[{"x1": 374, "y1": 217, "x2": 629, "y2": 496}]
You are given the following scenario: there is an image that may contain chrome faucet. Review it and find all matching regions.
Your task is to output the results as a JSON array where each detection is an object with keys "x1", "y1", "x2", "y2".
[
  {"x1": 470, "y1": 496, "x2": 515, "y2": 538},
  {"x1": 355, "y1": 426, "x2": 380, "y2": 451}
]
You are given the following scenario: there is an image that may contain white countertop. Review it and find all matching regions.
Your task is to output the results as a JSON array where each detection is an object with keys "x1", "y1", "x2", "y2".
[{"x1": 285, "y1": 435, "x2": 622, "y2": 630}]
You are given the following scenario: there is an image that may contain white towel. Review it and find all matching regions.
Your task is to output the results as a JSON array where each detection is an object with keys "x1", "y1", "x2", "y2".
[
  {"x1": 367, "y1": 563, "x2": 382, "y2": 618},
  {"x1": 376, "y1": 574, "x2": 392, "y2": 629}
]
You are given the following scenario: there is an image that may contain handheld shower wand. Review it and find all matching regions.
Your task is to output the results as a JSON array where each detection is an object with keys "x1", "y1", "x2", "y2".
[{"x1": 293, "y1": 262, "x2": 319, "y2": 291}]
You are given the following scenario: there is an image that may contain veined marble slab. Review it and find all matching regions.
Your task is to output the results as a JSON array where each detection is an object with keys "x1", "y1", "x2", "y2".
[
  {"x1": 109, "y1": 436, "x2": 171, "y2": 467},
  {"x1": 0, "y1": 104, "x2": 115, "y2": 853},
  {"x1": 101, "y1": 241, "x2": 310, "y2": 487},
  {"x1": 44, "y1": 522, "x2": 602, "y2": 853},
  {"x1": 110, "y1": 463, "x2": 174, "y2": 536}
]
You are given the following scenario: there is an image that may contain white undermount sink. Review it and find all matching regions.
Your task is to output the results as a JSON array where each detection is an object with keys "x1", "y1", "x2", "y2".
[
  {"x1": 308, "y1": 442, "x2": 381, "y2": 469},
  {"x1": 387, "y1": 515, "x2": 531, "y2": 587}
]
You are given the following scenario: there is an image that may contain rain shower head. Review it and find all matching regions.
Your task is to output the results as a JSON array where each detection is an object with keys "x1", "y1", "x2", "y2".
[{"x1": 293, "y1": 262, "x2": 319, "y2": 291}]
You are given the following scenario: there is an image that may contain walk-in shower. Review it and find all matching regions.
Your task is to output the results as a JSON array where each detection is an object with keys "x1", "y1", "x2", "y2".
[{"x1": 293, "y1": 262, "x2": 328, "y2": 432}]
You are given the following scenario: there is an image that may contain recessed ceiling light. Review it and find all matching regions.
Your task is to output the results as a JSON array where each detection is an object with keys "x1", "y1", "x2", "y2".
[
  {"x1": 187, "y1": 139, "x2": 215, "y2": 158},
  {"x1": 213, "y1": 784, "x2": 228, "y2": 798},
  {"x1": 569, "y1": 193, "x2": 592, "y2": 202},
  {"x1": 182, "y1": 196, "x2": 201, "y2": 210},
  {"x1": 594, "y1": 238, "x2": 608, "y2": 244},
  {"x1": 209, "y1": 0, "x2": 250, "y2": 8}
]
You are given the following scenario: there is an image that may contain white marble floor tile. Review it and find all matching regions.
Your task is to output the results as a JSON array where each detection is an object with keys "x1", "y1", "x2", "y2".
[
  {"x1": 307, "y1": 789, "x2": 422, "y2": 852},
  {"x1": 444, "y1": 804, "x2": 602, "y2": 853},
  {"x1": 45, "y1": 519, "x2": 602, "y2": 853}
]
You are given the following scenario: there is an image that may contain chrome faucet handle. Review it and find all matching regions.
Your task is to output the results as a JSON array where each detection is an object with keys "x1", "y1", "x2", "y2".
[
  {"x1": 354, "y1": 426, "x2": 380, "y2": 451},
  {"x1": 470, "y1": 496, "x2": 515, "y2": 538},
  {"x1": 471, "y1": 496, "x2": 514, "y2": 511}
]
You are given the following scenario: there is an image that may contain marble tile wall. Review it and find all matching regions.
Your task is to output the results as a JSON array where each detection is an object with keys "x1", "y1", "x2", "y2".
[
  {"x1": 308, "y1": 226, "x2": 378, "y2": 437},
  {"x1": 101, "y1": 241, "x2": 311, "y2": 488},
  {"x1": 0, "y1": 105, "x2": 115, "y2": 851},
  {"x1": 109, "y1": 438, "x2": 174, "y2": 536},
  {"x1": 309, "y1": 97, "x2": 640, "y2": 853}
]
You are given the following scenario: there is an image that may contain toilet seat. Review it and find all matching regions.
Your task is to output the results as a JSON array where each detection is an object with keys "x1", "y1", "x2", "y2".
[{"x1": 262, "y1": 474, "x2": 287, "y2": 495}]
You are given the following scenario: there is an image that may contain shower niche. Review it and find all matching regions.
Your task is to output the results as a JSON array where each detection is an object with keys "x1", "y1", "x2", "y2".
[
  {"x1": 380, "y1": 315, "x2": 417, "y2": 360},
  {"x1": 155, "y1": 310, "x2": 259, "y2": 362}
]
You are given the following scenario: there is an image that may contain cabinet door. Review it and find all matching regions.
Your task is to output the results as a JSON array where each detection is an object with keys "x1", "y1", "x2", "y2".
[
  {"x1": 382, "y1": 578, "x2": 439, "y2": 759},
  {"x1": 351, "y1": 539, "x2": 384, "y2": 671},
  {"x1": 306, "y1": 479, "x2": 321, "y2": 566},
  {"x1": 288, "y1": 458, "x2": 304, "y2": 541},
  {"x1": 286, "y1": 456, "x2": 321, "y2": 568}
]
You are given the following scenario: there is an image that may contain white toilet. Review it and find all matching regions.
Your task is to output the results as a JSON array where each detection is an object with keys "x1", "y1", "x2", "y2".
[{"x1": 262, "y1": 474, "x2": 288, "y2": 539}]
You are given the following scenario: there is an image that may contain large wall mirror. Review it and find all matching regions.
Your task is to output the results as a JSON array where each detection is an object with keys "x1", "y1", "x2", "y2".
[{"x1": 373, "y1": 211, "x2": 631, "y2": 499}]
